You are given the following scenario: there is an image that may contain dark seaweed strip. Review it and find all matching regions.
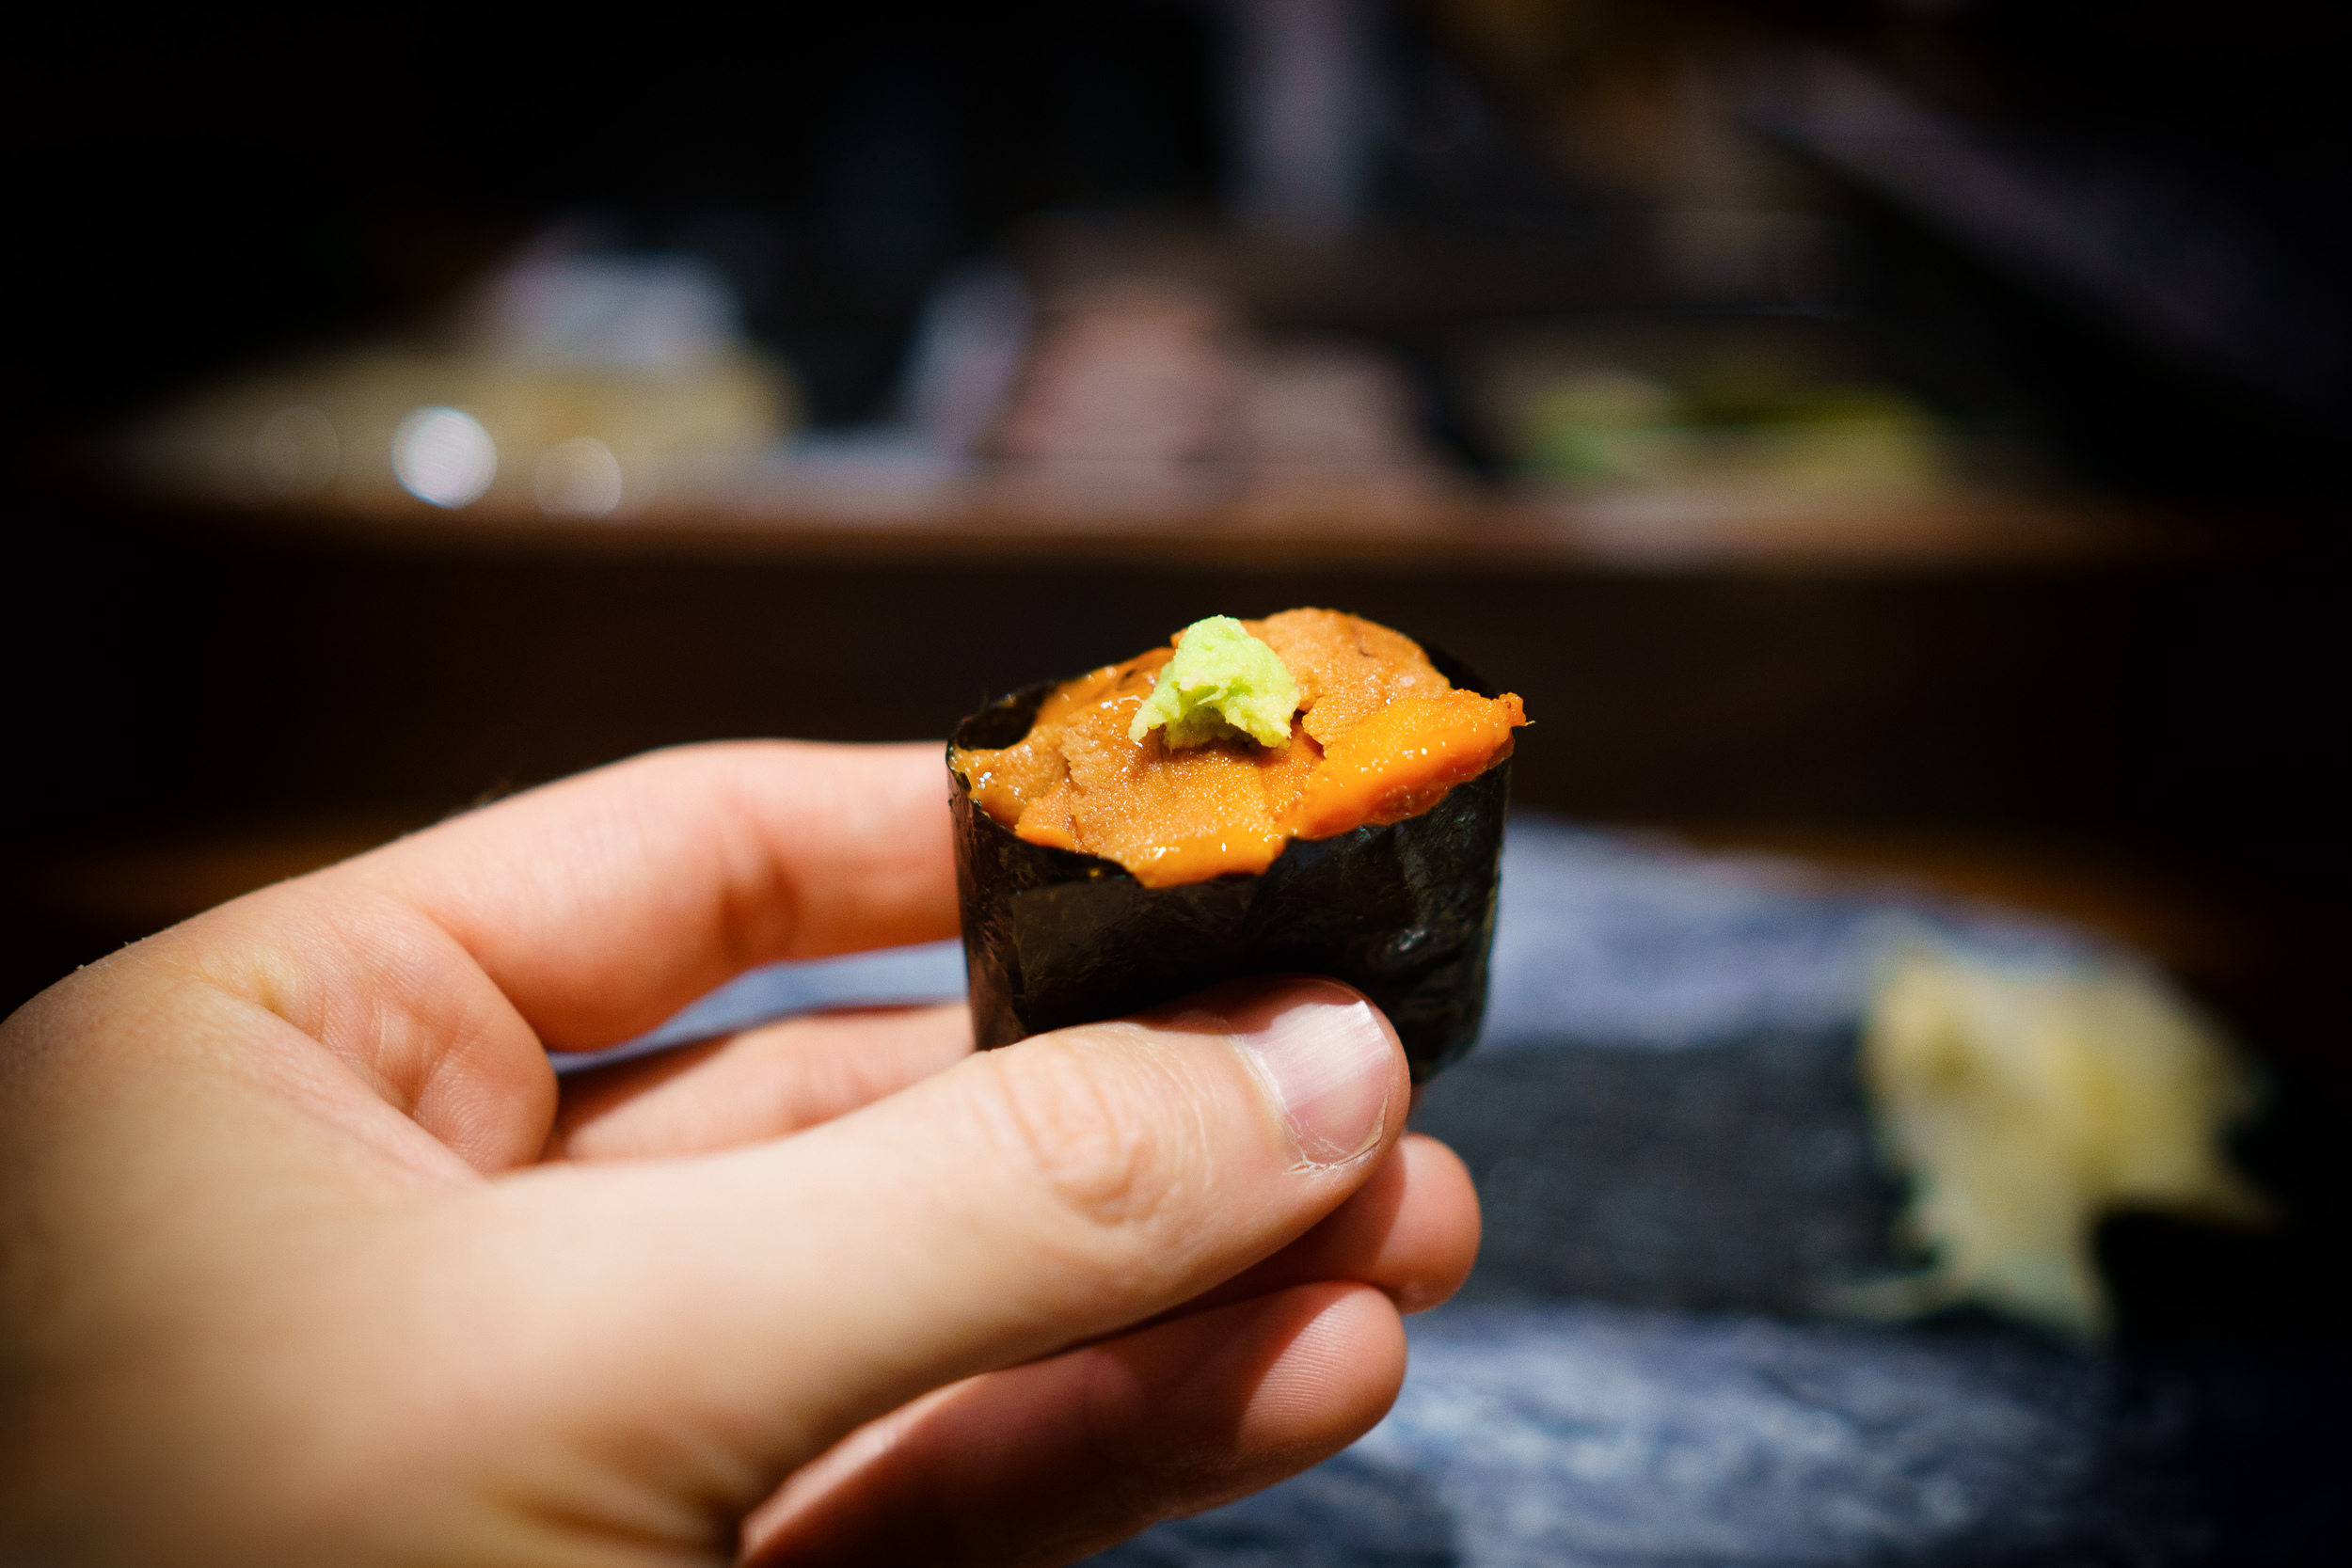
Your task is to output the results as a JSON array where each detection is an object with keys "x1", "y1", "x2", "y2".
[{"x1": 949, "y1": 649, "x2": 1511, "y2": 1083}]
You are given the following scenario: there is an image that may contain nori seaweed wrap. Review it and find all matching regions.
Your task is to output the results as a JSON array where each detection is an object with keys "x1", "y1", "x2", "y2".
[{"x1": 950, "y1": 640, "x2": 1511, "y2": 1083}]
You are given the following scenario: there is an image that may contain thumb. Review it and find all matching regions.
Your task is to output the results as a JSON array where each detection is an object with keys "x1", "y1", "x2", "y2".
[{"x1": 461, "y1": 976, "x2": 1406, "y2": 1520}]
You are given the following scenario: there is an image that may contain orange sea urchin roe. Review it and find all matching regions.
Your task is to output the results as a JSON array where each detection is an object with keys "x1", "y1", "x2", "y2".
[{"x1": 954, "y1": 609, "x2": 1528, "y2": 888}]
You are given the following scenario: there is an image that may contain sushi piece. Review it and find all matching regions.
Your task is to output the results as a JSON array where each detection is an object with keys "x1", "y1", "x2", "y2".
[{"x1": 950, "y1": 609, "x2": 1527, "y2": 1081}]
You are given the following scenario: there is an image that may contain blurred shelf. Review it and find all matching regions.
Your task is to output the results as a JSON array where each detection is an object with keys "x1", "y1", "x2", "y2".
[
  {"x1": 162, "y1": 474, "x2": 2215, "y2": 573},
  {"x1": 10, "y1": 489, "x2": 2328, "y2": 1052}
]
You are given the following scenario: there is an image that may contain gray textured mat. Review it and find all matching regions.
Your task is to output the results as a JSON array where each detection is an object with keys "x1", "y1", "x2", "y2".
[
  {"x1": 1410, "y1": 1034, "x2": 1905, "y2": 1316},
  {"x1": 1089, "y1": 1304, "x2": 2345, "y2": 1568},
  {"x1": 585, "y1": 816, "x2": 2348, "y2": 1563}
]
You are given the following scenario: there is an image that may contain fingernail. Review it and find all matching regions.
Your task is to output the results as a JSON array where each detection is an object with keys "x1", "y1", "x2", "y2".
[{"x1": 1224, "y1": 979, "x2": 1394, "y2": 1167}]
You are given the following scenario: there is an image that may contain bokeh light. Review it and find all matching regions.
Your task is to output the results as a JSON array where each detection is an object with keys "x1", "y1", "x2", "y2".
[
  {"x1": 533, "y1": 436, "x2": 627, "y2": 517},
  {"x1": 390, "y1": 407, "x2": 497, "y2": 508}
]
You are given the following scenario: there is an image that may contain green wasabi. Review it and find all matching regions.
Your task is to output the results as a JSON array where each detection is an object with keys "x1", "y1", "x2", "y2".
[{"x1": 1129, "y1": 616, "x2": 1301, "y2": 750}]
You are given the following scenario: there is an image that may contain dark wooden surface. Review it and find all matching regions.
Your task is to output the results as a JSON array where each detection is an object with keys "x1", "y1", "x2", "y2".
[{"x1": 5, "y1": 493, "x2": 2338, "y2": 1076}]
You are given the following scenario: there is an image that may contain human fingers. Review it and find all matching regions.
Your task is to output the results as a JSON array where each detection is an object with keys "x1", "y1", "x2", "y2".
[
  {"x1": 1152, "y1": 1132, "x2": 1481, "y2": 1321},
  {"x1": 740, "y1": 1282, "x2": 1406, "y2": 1568},
  {"x1": 119, "y1": 742, "x2": 956, "y2": 1174},
  {"x1": 552, "y1": 1020, "x2": 1469, "y2": 1327},
  {"x1": 449, "y1": 978, "x2": 1412, "y2": 1539},
  {"x1": 344, "y1": 741, "x2": 957, "y2": 1052},
  {"x1": 547, "y1": 1002, "x2": 973, "y2": 1160},
  {"x1": 551, "y1": 1020, "x2": 1471, "y2": 1315}
]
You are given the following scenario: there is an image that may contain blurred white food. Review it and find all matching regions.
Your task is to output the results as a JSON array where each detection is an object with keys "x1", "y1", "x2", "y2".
[{"x1": 1859, "y1": 948, "x2": 2267, "y2": 1337}]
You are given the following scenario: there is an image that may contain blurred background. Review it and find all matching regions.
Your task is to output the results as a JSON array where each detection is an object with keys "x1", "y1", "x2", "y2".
[
  {"x1": 3, "y1": 0, "x2": 2343, "y2": 1061},
  {"x1": 7, "y1": 3, "x2": 2349, "y2": 1557}
]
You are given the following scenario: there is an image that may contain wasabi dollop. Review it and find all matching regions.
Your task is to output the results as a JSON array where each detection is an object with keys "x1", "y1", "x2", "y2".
[{"x1": 1128, "y1": 615, "x2": 1300, "y2": 750}]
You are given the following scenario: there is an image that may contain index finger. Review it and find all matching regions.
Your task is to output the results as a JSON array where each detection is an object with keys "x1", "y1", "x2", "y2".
[{"x1": 349, "y1": 741, "x2": 958, "y2": 1051}]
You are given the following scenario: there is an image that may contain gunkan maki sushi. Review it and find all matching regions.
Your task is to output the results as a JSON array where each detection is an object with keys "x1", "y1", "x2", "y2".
[{"x1": 949, "y1": 609, "x2": 1527, "y2": 1082}]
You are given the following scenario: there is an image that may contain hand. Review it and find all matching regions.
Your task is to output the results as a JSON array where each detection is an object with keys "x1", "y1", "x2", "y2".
[{"x1": 0, "y1": 742, "x2": 1479, "y2": 1566}]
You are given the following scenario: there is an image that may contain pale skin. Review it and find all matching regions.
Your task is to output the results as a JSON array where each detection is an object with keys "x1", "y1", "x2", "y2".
[{"x1": 0, "y1": 742, "x2": 1480, "y2": 1566}]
